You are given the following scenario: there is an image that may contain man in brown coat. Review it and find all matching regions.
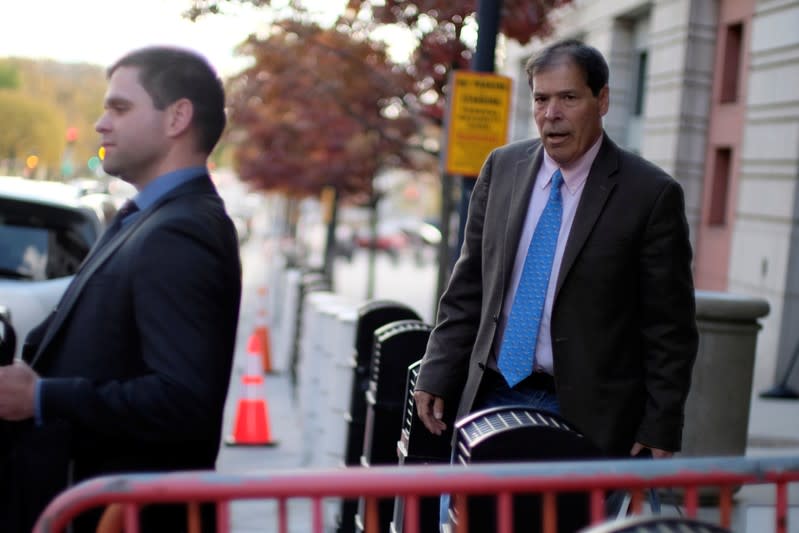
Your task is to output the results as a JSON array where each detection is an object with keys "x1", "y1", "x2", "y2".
[{"x1": 414, "y1": 39, "x2": 698, "y2": 460}]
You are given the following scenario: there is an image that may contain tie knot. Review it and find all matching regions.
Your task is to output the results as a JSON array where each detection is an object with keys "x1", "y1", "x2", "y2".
[
  {"x1": 116, "y1": 199, "x2": 139, "y2": 220},
  {"x1": 551, "y1": 169, "x2": 563, "y2": 188},
  {"x1": 550, "y1": 169, "x2": 563, "y2": 199}
]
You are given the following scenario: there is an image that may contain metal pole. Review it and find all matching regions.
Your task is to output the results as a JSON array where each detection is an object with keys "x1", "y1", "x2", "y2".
[
  {"x1": 455, "y1": 0, "x2": 502, "y2": 257},
  {"x1": 473, "y1": 0, "x2": 502, "y2": 73}
]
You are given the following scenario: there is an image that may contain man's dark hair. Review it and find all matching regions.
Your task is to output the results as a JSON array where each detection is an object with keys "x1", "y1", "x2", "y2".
[
  {"x1": 525, "y1": 39, "x2": 609, "y2": 96},
  {"x1": 108, "y1": 46, "x2": 226, "y2": 154}
]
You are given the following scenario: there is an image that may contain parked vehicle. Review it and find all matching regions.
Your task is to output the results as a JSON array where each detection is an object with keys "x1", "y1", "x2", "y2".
[
  {"x1": 353, "y1": 219, "x2": 442, "y2": 264},
  {"x1": 0, "y1": 176, "x2": 105, "y2": 358},
  {"x1": 353, "y1": 220, "x2": 410, "y2": 262}
]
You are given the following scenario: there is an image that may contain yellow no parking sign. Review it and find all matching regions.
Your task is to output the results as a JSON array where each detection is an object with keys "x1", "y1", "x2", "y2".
[{"x1": 445, "y1": 71, "x2": 512, "y2": 177}]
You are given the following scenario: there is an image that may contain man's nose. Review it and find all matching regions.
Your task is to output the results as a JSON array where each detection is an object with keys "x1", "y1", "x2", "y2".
[
  {"x1": 545, "y1": 100, "x2": 562, "y2": 120},
  {"x1": 95, "y1": 113, "x2": 109, "y2": 133}
]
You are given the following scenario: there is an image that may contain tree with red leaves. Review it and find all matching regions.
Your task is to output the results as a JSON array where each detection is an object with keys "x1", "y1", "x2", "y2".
[
  {"x1": 224, "y1": 18, "x2": 426, "y2": 278},
  {"x1": 342, "y1": 0, "x2": 571, "y2": 123},
  {"x1": 225, "y1": 19, "x2": 418, "y2": 201},
  {"x1": 189, "y1": 0, "x2": 572, "y2": 133},
  {"x1": 189, "y1": 0, "x2": 572, "y2": 278}
]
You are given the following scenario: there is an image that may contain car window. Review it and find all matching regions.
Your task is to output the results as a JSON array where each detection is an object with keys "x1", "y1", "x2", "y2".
[
  {"x1": 0, "y1": 225, "x2": 48, "y2": 280},
  {"x1": 0, "y1": 199, "x2": 97, "y2": 280}
]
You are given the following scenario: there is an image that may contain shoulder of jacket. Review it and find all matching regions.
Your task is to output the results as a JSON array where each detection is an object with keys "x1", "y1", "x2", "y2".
[
  {"x1": 613, "y1": 144, "x2": 676, "y2": 187},
  {"x1": 142, "y1": 192, "x2": 227, "y2": 232},
  {"x1": 485, "y1": 139, "x2": 540, "y2": 168},
  {"x1": 497, "y1": 138, "x2": 539, "y2": 155}
]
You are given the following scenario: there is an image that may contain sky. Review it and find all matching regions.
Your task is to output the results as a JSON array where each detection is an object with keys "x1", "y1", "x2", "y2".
[{"x1": 0, "y1": 0, "x2": 351, "y2": 77}]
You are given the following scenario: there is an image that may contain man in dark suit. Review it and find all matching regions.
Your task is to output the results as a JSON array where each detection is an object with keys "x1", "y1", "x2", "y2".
[
  {"x1": 414, "y1": 39, "x2": 698, "y2": 461},
  {"x1": 0, "y1": 46, "x2": 242, "y2": 531}
]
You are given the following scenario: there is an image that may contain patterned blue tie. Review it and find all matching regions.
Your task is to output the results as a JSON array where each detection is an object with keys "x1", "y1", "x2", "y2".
[{"x1": 498, "y1": 169, "x2": 564, "y2": 387}]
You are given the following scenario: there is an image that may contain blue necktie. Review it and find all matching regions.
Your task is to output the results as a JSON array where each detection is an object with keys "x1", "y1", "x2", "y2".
[{"x1": 498, "y1": 169, "x2": 564, "y2": 387}]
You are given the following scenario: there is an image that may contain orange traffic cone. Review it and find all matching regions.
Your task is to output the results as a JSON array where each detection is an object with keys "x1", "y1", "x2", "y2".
[
  {"x1": 254, "y1": 286, "x2": 274, "y2": 374},
  {"x1": 225, "y1": 334, "x2": 277, "y2": 446}
]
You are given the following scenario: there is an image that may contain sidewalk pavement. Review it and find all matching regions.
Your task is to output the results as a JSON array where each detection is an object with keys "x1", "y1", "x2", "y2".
[
  {"x1": 218, "y1": 237, "x2": 799, "y2": 532},
  {"x1": 734, "y1": 396, "x2": 799, "y2": 531}
]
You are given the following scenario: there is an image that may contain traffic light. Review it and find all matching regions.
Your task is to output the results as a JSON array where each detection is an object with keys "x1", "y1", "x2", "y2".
[
  {"x1": 87, "y1": 156, "x2": 101, "y2": 172},
  {"x1": 25, "y1": 155, "x2": 39, "y2": 169}
]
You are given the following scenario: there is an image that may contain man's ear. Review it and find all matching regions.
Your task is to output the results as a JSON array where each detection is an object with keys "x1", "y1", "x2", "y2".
[
  {"x1": 598, "y1": 85, "x2": 610, "y2": 117},
  {"x1": 166, "y1": 98, "x2": 194, "y2": 138}
]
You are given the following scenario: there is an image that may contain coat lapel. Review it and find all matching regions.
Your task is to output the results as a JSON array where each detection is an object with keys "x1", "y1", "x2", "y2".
[
  {"x1": 30, "y1": 208, "x2": 151, "y2": 367},
  {"x1": 555, "y1": 135, "x2": 619, "y2": 296}
]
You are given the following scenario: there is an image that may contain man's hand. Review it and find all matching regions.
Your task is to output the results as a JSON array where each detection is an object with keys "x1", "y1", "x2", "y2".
[
  {"x1": 631, "y1": 441, "x2": 673, "y2": 459},
  {"x1": 413, "y1": 390, "x2": 447, "y2": 436},
  {"x1": 0, "y1": 360, "x2": 38, "y2": 421}
]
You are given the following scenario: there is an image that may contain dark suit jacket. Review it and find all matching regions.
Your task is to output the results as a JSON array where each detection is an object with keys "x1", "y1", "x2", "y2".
[
  {"x1": 416, "y1": 134, "x2": 698, "y2": 456},
  {"x1": 0, "y1": 174, "x2": 242, "y2": 531}
]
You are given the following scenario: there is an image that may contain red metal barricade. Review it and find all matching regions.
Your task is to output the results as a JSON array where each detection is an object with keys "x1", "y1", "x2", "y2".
[{"x1": 33, "y1": 455, "x2": 799, "y2": 533}]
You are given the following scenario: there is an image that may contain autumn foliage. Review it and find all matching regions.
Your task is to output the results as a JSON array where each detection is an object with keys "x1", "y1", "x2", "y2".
[
  {"x1": 191, "y1": 0, "x2": 573, "y2": 198},
  {"x1": 226, "y1": 20, "x2": 419, "y2": 199},
  {"x1": 349, "y1": 0, "x2": 572, "y2": 122},
  {"x1": 362, "y1": 0, "x2": 570, "y2": 44}
]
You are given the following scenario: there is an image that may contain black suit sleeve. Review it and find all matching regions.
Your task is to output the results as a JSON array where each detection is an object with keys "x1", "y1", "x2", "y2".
[{"x1": 635, "y1": 180, "x2": 698, "y2": 451}]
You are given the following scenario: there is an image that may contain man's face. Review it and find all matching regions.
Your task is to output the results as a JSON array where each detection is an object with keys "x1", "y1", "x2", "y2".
[
  {"x1": 95, "y1": 66, "x2": 168, "y2": 188},
  {"x1": 532, "y1": 60, "x2": 608, "y2": 167}
]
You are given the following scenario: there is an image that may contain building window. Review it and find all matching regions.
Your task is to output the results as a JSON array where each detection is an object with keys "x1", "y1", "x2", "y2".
[
  {"x1": 720, "y1": 22, "x2": 743, "y2": 103},
  {"x1": 709, "y1": 147, "x2": 732, "y2": 226},
  {"x1": 633, "y1": 50, "x2": 648, "y2": 116}
]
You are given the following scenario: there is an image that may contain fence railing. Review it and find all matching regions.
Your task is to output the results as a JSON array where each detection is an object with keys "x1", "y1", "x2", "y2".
[{"x1": 33, "y1": 455, "x2": 799, "y2": 533}]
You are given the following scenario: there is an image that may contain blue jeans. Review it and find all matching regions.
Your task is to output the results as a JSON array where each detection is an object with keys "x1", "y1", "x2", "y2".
[{"x1": 439, "y1": 370, "x2": 560, "y2": 529}]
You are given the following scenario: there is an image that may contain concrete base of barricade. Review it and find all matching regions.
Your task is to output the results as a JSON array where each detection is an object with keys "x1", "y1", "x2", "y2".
[
  {"x1": 272, "y1": 267, "x2": 301, "y2": 374},
  {"x1": 324, "y1": 407, "x2": 348, "y2": 468},
  {"x1": 298, "y1": 290, "x2": 345, "y2": 467}
]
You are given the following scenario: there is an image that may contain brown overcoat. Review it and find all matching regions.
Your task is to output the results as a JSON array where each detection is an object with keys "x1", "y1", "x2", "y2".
[{"x1": 416, "y1": 134, "x2": 698, "y2": 456}]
